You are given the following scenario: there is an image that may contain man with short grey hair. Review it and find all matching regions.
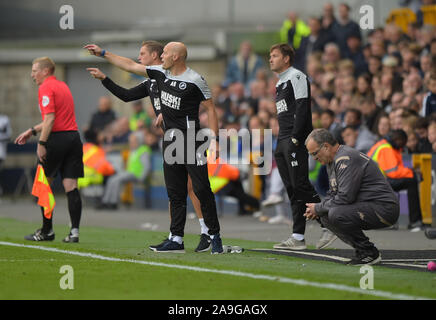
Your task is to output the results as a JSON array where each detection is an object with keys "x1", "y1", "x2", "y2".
[{"x1": 304, "y1": 128, "x2": 399, "y2": 265}]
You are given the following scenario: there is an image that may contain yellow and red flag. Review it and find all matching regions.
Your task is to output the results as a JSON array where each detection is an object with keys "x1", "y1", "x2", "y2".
[{"x1": 31, "y1": 164, "x2": 55, "y2": 219}]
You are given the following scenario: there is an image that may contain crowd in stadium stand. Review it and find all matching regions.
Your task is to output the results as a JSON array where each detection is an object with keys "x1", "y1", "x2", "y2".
[{"x1": 80, "y1": 1, "x2": 436, "y2": 228}]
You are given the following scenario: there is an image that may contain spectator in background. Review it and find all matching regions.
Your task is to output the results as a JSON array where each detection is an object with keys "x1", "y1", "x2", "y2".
[
  {"x1": 421, "y1": 72, "x2": 436, "y2": 117},
  {"x1": 280, "y1": 11, "x2": 311, "y2": 51},
  {"x1": 97, "y1": 131, "x2": 151, "y2": 210},
  {"x1": 331, "y1": 3, "x2": 361, "y2": 53},
  {"x1": 375, "y1": 114, "x2": 391, "y2": 139},
  {"x1": 0, "y1": 113, "x2": 11, "y2": 197},
  {"x1": 89, "y1": 96, "x2": 117, "y2": 134},
  {"x1": 404, "y1": 128, "x2": 420, "y2": 153},
  {"x1": 322, "y1": 43, "x2": 341, "y2": 66},
  {"x1": 295, "y1": 16, "x2": 335, "y2": 72},
  {"x1": 368, "y1": 55, "x2": 382, "y2": 78},
  {"x1": 129, "y1": 100, "x2": 151, "y2": 131},
  {"x1": 321, "y1": 2, "x2": 337, "y2": 32},
  {"x1": 105, "y1": 117, "x2": 131, "y2": 144},
  {"x1": 78, "y1": 129, "x2": 115, "y2": 190},
  {"x1": 344, "y1": 33, "x2": 368, "y2": 76},
  {"x1": 414, "y1": 117, "x2": 433, "y2": 152},
  {"x1": 360, "y1": 97, "x2": 385, "y2": 134},
  {"x1": 354, "y1": 73, "x2": 374, "y2": 103},
  {"x1": 343, "y1": 108, "x2": 378, "y2": 153},
  {"x1": 367, "y1": 129, "x2": 424, "y2": 231},
  {"x1": 0, "y1": 114, "x2": 11, "y2": 168},
  {"x1": 428, "y1": 119, "x2": 436, "y2": 152},
  {"x1": 208, "y1": 143, "x2": 260, "y2": 216},
  {"x1": 223, "y1": 41, "x2": 265, "y2": 94},
  {"x1": 386, "y1": 92, "x2": 405, "y2": 113}
]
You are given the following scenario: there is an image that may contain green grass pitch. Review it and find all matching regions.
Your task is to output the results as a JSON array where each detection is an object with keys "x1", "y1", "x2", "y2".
[{"x1": 0, "y1": 217, "x2": 435, "y2": 300}]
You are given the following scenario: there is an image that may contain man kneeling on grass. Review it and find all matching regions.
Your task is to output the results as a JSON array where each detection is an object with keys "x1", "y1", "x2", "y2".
[{"x1": 304, "y1": 129, "x2": 399, "y2": 266}]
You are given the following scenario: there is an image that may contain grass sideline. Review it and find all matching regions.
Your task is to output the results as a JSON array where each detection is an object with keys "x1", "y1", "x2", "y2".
[{"x1": 0, "y1": 217, "x2": 435, "y2": 300}]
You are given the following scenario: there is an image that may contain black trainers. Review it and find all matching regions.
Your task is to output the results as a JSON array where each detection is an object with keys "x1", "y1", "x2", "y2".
[
  {"x1": 347, "y1": 249, "x2": 381, "y2": 266},
  {"x1": 149, "y1": 238, "x2": 171, "y2": 251},
  {"x1": 425, "y1": 227, "x2": 436, "y2": 239},
  {"x1": 408, "y1": 221, "x2": 424, "y2": 232},
  {"x1": 152, "y1": 239, "x2": 185, "y2": 253},
  {"x1": 195, "y1": 233, "x2": 211, "y2": 252},
  {"x1": 24, "y1": 229, "x2": 55, "y2": 241},
  {"x1": 211, "y1": 234, "x2": 223, "y2": 254},
  {"x1": 63, "y1": 232, "x2": 79, "y2": 243}
]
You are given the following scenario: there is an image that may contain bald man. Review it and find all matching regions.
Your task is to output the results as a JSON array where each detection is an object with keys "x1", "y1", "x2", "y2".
[{"x1": 85, "y1": 41, "x2": 223, "y2": 254}]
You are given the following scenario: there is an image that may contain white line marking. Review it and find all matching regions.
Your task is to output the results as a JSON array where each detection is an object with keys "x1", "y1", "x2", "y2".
[
  {"x1": 253, "y1": 249, "x2": 434, "y2": 269},
  {"x1": 253, "y1": 248, "x2": 350, "y2": 262},
  {"x1": 382, "y1": 259, "x2": 434, "y2": 262},
  {"x1": 381, "y1": 263, "x2": 428, "y2": 269},
  {"x1": 0, "y1": 241, "x2": 432, "y2": 300}
]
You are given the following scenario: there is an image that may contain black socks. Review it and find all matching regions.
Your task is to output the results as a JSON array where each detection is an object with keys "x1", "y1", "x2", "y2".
[{"x1": 67, "y1": 188, "x2": 82, "y2": 229}]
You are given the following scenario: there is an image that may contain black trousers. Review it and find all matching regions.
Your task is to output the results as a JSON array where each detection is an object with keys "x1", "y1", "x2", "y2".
[
  {"x1": 387, "y1": 176, "x2": 422, "y2": 224},
  {"x1": 162, "y1": 137, "x2": 220, "y2": 237},
  {"x1": 274, "y1": 138, "x2": 320, "y2": 235},
  {"x1": 219, "y1": 179, "x2": 260, "y2": 214},
  {"x1": 320, "y1": 202, "x2": 399, "y2": 256}
]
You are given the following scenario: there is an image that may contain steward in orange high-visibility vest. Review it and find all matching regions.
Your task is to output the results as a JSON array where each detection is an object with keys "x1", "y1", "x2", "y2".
[
  {"x1": 367, "y1": 139, "x2": 413, "y2": 178},
  {"x1": 83, "y1": 142, "x2": 115, "y2": 176},
  {"x1": 367, "y1": 130, "x2": 423, "y2": 229},
  {"x1": 207, "y1": 155, "x2": 240, "y2": 193},
  {"x1": 207, "y1": 151, "x2": 260, "y2": 215}
]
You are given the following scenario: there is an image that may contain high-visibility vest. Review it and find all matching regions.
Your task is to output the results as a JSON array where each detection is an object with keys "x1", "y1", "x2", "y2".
[
  {"x1": 367, "y1": 139, "x2": 413, "y2": 178},
  {"x1": 127, "y1": 145, "x2": 151, "y2": 179},
  {"x1": 83, "y1": 143, "x2": 115, "y2": 176},
  {"x1": 129, "y1": 111, "x2": 151, "y2": 131},
  {"x1": 309, "y1": 160, "x2": 321, "y2": 182},
  {"x1": 279, "y1": 19, "x2": 311, "y2": 49},
  {"x1": 78, "y1": 166, "x2": 104, "y2": 189},
  {"x1": 207, "y1": 156, "x2": 240, "y2": 194}
]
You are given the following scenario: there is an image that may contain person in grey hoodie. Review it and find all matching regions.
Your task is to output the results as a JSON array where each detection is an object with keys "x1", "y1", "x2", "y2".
[{"x1": 304, "y1": 128, "x2": 399, "y2": 266}]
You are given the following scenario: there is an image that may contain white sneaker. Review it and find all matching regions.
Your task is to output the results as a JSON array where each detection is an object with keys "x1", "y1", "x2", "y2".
[
  {"x1": 262, "y1": 194, "x2": 284, "y2": 207},
  {"x1": 273, "y1": 237, "x2": 306, "y2": 250},
  {"x1": 268, "y1": 215, "x2": 291, "y2": 225},
  {"x1": 316, "y1": 228, "x2": 337, "y2": 249},
  {"x1": 253, "y1": 210, "x2": 263, "y2": 218}
]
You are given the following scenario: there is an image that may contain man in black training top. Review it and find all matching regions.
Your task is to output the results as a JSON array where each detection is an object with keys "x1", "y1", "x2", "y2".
[
  {"x1": 85, "y1": 41, "x2": 223, "y2": 254},
  {"x1": 269, "y1": 43, "x2": 323, "y2": 250}
]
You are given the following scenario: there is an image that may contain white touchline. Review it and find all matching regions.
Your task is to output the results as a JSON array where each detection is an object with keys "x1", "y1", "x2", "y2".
[{"x1": 0, "y1": 241, "x2": 432, "y2": 300}]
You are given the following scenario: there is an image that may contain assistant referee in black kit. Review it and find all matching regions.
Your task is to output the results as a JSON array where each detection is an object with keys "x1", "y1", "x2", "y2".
[{"x1": 269, "y1": 44, "x2": 321, "y2": 250}]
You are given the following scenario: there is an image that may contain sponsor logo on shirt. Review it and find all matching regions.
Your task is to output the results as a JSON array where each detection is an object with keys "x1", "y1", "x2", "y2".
[
  {"x1": 161, "y1": 91, "x2": 181, "y2": 110},
  {"x1": 179, "y1": 82, "x2": 187, "y2": 90},
  {"x1": 276, "y1": 99, "x2": 288, "y2": 114}
]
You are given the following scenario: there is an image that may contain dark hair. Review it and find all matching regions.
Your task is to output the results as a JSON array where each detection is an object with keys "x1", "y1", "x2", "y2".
[
  {"x1": 390, "y1": 129, "x2": 408, "y2": 143},
  {"x1": 321, "y1": 109, "x2": 335, "y2": 118},
  {"x1": 142, "y1": 40, "x2": 164, "y2": 57},
  {"x1": 346, "y1": 108, "x2": 362, "y2": 122},
  {"x1": 415, "y1": 117, "x2": 429, "y2": 130},
  {"x1": 270, "y1": 43, "x2": 295, "y2": 66}
]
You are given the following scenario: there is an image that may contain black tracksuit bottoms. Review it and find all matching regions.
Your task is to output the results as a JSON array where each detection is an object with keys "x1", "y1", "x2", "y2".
[
  {"x1": 274, "y1": 138, "x2": 320, "y2": 235},
  {"x1": 162, "y1": 137, "x2": 220, "y2": 237}
]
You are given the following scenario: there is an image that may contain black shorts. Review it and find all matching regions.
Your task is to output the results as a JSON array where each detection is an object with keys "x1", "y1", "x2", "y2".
[{"x1": 41, "y1": 131, "x2": 84, "y2": 179}]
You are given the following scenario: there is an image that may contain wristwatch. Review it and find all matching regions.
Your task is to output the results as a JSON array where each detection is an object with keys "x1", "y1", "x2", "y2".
[
  {"x1": 291, "y1": 137, "x2": 299, "y2": 146},
  {"x1": 38, "y1": 140, "x2": 48, "y2": 147},
  {"x1": 31, "y1": 127, "x2": 37, "y2": 136}
]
